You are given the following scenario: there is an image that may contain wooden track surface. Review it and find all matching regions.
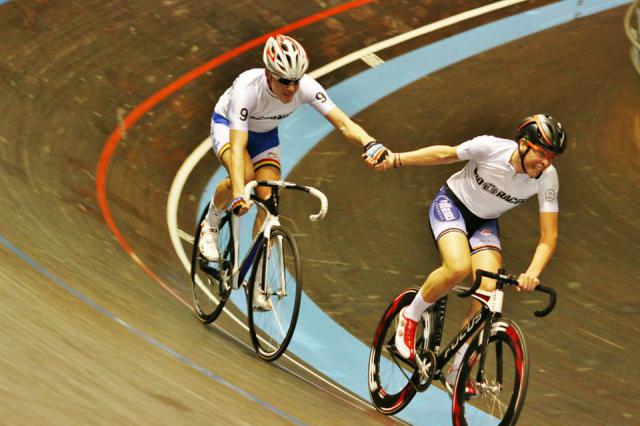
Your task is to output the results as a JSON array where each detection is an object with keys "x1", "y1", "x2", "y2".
[{"x1": 0, "y1": 1, "x2": 636, "y2": 424}]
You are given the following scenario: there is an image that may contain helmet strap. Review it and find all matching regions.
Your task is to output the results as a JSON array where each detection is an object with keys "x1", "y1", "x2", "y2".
[
  {"x1": 518, "y1": 141, "x2": 544, "y2": 179},
  {"x1": 518, "y1": 141, "x2": 530, "y2": 174},
  {"x1": 265, "y1": 70, "x2": 275, "y2": 93}
]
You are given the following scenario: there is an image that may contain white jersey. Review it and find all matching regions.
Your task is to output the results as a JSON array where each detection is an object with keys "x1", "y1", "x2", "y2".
[
  {"x1": 447, "y1": 135, "x2": 559, "y2": 219},
  {"x1": 213, "y1": 68, "x2": 336, "y2": 133}
]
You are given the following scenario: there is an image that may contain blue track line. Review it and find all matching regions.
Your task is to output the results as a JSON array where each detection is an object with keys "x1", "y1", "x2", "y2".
[{"x1": 0, "y1": 235, "x2": 305, "y2": 425}]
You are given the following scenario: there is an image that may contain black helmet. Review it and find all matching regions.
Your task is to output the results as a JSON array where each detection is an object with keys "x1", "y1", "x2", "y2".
[{"x1": 515, "y1": 114, "x2": 567, "y2": 154}]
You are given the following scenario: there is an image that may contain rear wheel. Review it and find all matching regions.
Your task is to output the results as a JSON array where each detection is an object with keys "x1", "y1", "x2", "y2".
[
  {"x1": 452, "y1": 318, "x2": 528, "y2": 426},
  {"x1": 247, "y1": 226, "x2": 301, "y2": 361},
  {"x1": 190, "y1": 205, "x2": 233, "y2": 324},
  {"x1": 368, "y1": 288, "x2": 422, "y2": 415}
]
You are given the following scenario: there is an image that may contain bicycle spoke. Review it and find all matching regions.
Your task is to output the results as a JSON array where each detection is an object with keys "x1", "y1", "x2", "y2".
[
  {"x1": 387, "y1": 345, "x2": 414, "y2": 383},
  {"x1": 266, "y1": 297, "x2": 288, "y2": 340},
  {"x1": 452, "y1": 319, "x2": 528, "y2": 425},
  {"x1": 276, "y1": 236, "x2": 286, "y2": 296},
  {"x1": 248, "y1": 227, "x2": 301, "y2": 361},
  {"x1": 190, "y1": 209, "x2": 231, "y2": 324}
]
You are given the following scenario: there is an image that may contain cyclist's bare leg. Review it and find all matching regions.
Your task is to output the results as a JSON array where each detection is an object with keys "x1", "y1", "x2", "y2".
[
  {"x1": 399, "y1": 231, "x2": 470, "y2": 363},
  {"x1": 419, "y1": 231, "x2": 472, "y2": 303},
  {"x1": 210, "y1": 149, "x2": 255, "y2": 210},
  {"x1": 253, "y1": 165, "x2": 280, "y2": 236},
  {"x1": 446, "y1": 249, "x2": 502, "y2": 378},
  {"x1": 212, "y1": 177, "x2": 233, "y2": 210},
  {"x1": 462, "y1": 248, "x2": 502, "y2": 324},
  {"x1": 200, "y1": 148, "x2": 254, "y2": 261}
]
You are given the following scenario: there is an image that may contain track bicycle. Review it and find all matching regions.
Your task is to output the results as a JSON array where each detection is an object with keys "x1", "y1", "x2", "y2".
[
  {"x1": 368, "y1": 269, "x2": 556, "y2": 425},
  {"x1": 190, "y1": 180, "x2": 328, "y2": 361}
]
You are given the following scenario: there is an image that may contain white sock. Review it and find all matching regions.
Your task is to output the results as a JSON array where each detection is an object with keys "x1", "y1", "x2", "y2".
[
  {"x1": 451, "y1": 342, "x2": 469, "y2": 371},
  {"x1": 205, "y1": 203, "x2": 225, "y2": 228},
  {"x1": 404, "y1": 291, "x2": 433, "y2": 322}
]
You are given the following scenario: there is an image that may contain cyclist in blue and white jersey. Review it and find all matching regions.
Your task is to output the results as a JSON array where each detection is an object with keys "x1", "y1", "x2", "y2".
[
  {"x1": 369, "y1": 114, "x2": 566, "y2": 388},
  {"x1": 199, "y1": 35, "x2": 387, "y2": 268}
]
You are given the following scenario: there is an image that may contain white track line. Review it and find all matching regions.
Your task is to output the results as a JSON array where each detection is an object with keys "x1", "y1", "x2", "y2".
[
  {"x1": 312, "y1": 0, "x2": 527, "y2": 76},
  {"x1": 166, "y1": 0, "x2": 528, "y2": 408}
]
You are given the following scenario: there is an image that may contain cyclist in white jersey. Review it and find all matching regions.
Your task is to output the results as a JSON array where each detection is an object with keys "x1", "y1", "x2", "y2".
[
  {"x1": 199, "y1": 34, "x2": 388, "y2": 269},
  {"x1": 369, "y1": 114, "x2": 566, "y2": 388}
]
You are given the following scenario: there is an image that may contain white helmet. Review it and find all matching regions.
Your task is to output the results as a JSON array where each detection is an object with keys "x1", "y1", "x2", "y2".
[{"x1": 263, "y1": 34, "x2": 309, "y2": 80}]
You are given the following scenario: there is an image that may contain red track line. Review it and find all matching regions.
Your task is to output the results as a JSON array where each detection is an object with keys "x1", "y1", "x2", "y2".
[{"x1": 95, "y1": 0, "x2": 375, "y2": 306}]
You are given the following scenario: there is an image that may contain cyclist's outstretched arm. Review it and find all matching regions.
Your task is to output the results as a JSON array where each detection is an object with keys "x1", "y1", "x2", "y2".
[
  {"x1": 324, "y1": 106, "x2": 377, "y2": 149},
  {"x1": 324, "y1": 107, "x2": 389, "y2": 166},
  {"x1": 374, "y1": 144, "x2": 463, "y2": 171}
]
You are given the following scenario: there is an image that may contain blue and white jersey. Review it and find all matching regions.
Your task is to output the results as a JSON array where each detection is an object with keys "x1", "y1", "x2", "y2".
[
  {"x1": 447, "y1": 135, "x2": 560, "y2": 219},
  {"x1": 213, "y1": 68, "x2": 336, "y2": 133}
]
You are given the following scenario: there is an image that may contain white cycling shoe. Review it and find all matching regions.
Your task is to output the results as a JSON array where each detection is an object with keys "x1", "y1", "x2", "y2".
[
  {"x1": 394, "y1": 307, "x2": 417, "y2": 361},
  {"x1": 251, "y1": 254, "x2": 272, "y2": 311},
  {"x1": 198, "y1": 221, "x2": 219, "y2": 261},
  {"x1": 252, "y1": 284, "x2": 272, "y2": 311}
]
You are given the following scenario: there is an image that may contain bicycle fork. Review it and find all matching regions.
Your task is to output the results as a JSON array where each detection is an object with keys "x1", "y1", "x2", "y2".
[
  {"x1": 470, "y1": 314, "x2": 495, "y2": 394},
  {"x1": 469, "y1": 287, "x2": 505, "y2": 393},
  {"x1": 273, "y1": 235, "x2": 287, "y2": 298},
  {"x1": 254, "y1": 233, "x2": 287, "y2": 298},
  {"x1": 416, "y1": 297, "x2": 448, "y2": 383}
]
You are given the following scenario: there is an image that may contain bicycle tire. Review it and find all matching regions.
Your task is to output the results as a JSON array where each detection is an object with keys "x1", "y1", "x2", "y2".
[
  {"x1": 368, "y1": 288, "x2": 422, "y2": 415},
  {"x1": 451, "y1": 318, "x2": 529, "y2": 426},
  {"x1": 190, "y1": 205, "x2": 233, "y2": 324},
  {"x1": 247, "y1": 226, "x2": 302, "y2": 361}
]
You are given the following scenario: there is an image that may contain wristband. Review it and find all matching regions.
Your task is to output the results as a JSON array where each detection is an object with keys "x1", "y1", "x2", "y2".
[
  {"x1": 363, "y1": 140, "x2": 377, "y2": 152},
  {"x1": 393, "y1": 153, "x2": 402, "y2": 168},
  {"x1": 364, "y1": 142, "x2": 388, "y2": 165},
  {"x1": 228, "y1": 196, "x2": 244, "y2": 213}
]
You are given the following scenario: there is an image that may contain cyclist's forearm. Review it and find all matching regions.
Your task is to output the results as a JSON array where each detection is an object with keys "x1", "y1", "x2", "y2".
[
  {"x1": 229, "y1": 147, "x2": 245, "y2": 198},
  {"x1": 527, "y1": 212, "x2": 558, "y2": 277},
  {"x1": 344, "y1": 121, "x2": 375, "y2": 147},
  {"x1": 325, "y1": 107, "x2": 375, "y2": 147},
  {"x1": 526, "y1": 238, "x2": 556, "y2": 278},
  {"x1": 395, "y1": 145, "x2": 460, "y2": 167}
]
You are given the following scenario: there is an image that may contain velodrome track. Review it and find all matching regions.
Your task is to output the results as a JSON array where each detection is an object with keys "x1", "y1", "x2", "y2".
[{"x1": 1, "y1": 1, "x2": 638, "y2": 424}]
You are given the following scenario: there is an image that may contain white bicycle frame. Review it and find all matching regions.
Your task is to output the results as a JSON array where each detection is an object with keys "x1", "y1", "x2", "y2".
[
  {"x1": 228, "y1": 196, "x2": 280, "y2": 290},
  {"x1": 194, "y1": 180, "x2": 327, "y2": 301}
]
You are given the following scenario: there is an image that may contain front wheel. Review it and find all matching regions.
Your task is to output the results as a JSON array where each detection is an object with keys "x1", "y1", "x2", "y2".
[
  {"x1": 452, "y1": 318, "x2": 529, "y2": 426},
  {"x1": 190, "y1": 205, "x2": 233, "y2": 324},
  {"x1": 368, "y1": 288, "x2": 422, "y2": 415},
  {"x1": 247, "y1": 226, "x2": 302, "y2": 362}
]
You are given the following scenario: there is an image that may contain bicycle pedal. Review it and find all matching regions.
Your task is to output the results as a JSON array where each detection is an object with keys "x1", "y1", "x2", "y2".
[
  {"x1": 413, "y1": 350, "x2": 436, "y2": 392},
  {"x1": 388, "y1": 344, "x2": 418, "y2": 369}
]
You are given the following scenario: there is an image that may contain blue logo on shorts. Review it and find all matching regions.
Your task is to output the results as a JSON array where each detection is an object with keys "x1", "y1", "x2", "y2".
[{"x1": 434, "y1": 196, "x2": 460, "y2": 221}]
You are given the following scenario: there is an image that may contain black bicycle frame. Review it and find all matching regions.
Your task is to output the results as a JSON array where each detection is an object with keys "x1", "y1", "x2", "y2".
[
  {"x1": 428, "y1": 296, "x2": 448, "y2": 352},
  {"x1": 434, "y1": 304, "x2": 496, "y2": 372}
]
